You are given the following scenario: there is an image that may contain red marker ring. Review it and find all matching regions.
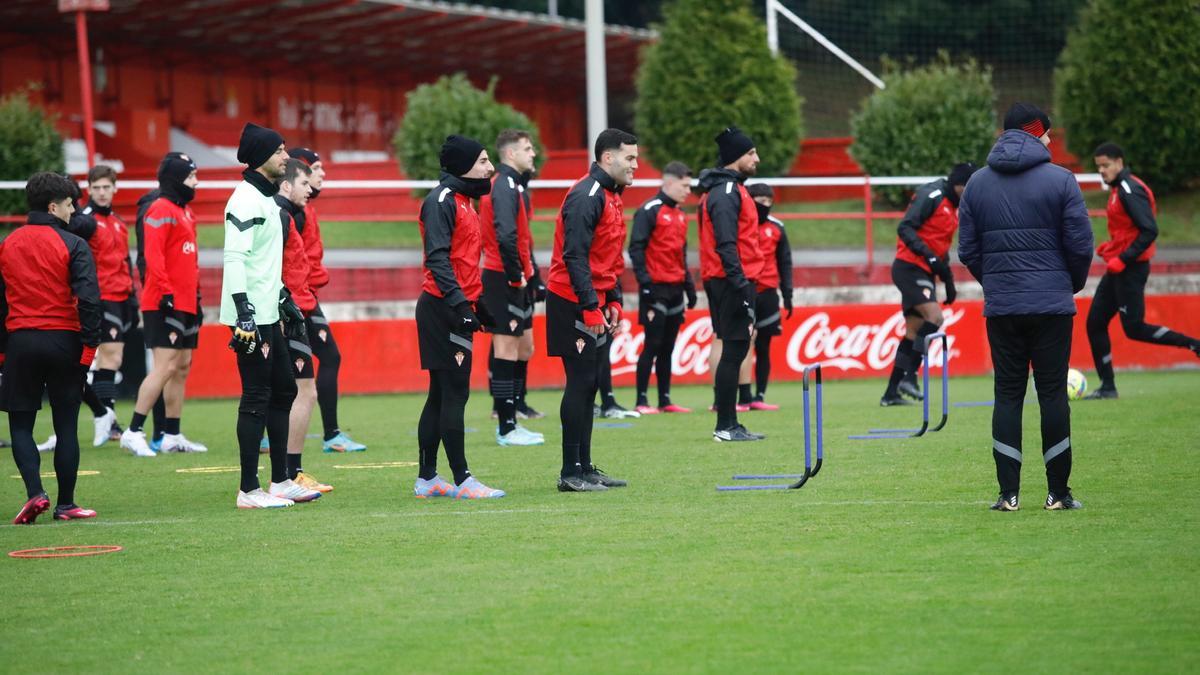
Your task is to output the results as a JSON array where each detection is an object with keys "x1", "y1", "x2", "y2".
[{"x1": 8, "y1": 545, "x2": 123, "y2": 559}]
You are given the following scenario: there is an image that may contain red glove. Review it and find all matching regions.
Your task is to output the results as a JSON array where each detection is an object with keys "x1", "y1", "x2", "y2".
[
  {"x1": 1106, "y1": 257, "x2": 1126, "y2": 275},
  {"x1": 604, "y1": 301, "x2": 622, "y2": 317},
  {"x1": 80, "y1": 345, "x2": 97, "y2": 367},
  {"x1": 0, "y1": 353, "x2": 6, "y2": 367},
  {"x1": 582, "y1": 308, "x2": 606, "y2": 328}
]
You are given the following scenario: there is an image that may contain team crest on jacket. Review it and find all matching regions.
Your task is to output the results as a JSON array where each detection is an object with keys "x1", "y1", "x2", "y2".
[
  {"x1": 168, "y1": 331, "x2": 178, "y2": 345},
  {"x1": 647, "y1": 309, "x2": 656, "y2": 322},
  {"x1": 923, "y1": 288, "x2": 932, "y2": 299},
  {"x1": 110, "y1": 327, "x2": 119, "y2": 339},
  {"x1": 454, "y1": 351, "x2": 465, "y2": 366},
  {"x1": 318, "y1": 329, "x2": 327, "y2": 342},
  {"x1": 576, "y1": 338, "x2": 586, "y2": 354},
  {"x1": 262, "y1": 343, "x2": 270, "y2": 359},
  {"x1": 509, "y1": 319, "x2": 519, "y2": 332},
  {"x1": 295, "y1": 358, "x2": 305, "y2": 373}
]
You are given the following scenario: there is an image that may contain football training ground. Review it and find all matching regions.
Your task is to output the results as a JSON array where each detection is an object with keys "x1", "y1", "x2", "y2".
[{"x1": 3, "y1": 371, "x2": 1198, "y2": 672}]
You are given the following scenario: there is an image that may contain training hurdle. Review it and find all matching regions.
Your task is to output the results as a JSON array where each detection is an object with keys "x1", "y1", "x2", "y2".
[
  {"x1": 717, "y1": 364, "x2": 824, "y2": 491},
  {"x1": 849, "y1": 332, "x2": 948, "y2": 440}
]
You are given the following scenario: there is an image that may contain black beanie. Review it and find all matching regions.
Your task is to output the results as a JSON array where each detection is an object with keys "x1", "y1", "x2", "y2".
[
  {"x1": 1003, "y1": 103, "x2": 1051, "y2": 139},
  {"x1": 948, "y1": 162, "x2": 978, "y2": 187},
  {"x1": 716, "y1": 126, "x2": 755, "y2": 166},
  {"x1": 288, "y1": 147, "x2": 320, "y2": 166},
  {"x1": 237, "y1": 122, "x2": 285, "y2": 169},
  {"x1": 440, "y1": 135, "x2": 485, "y2": 176},
  {"x1": 157, "y1": 152, "x2": 196, "y2": 184}
]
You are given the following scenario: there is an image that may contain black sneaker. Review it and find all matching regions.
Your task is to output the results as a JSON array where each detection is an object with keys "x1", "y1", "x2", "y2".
[
  {"x1": 713, "y1": 425, "x2": 763, "y2": 442},
  {"x1": 990, "y1": 492, "x2": 1019, "y2": 511},
  {"x1": 583, "y1": 466, "x2": 627, "y2": 488},
  {"x1": 558, "y1": 475, "x2": 608, "y2": 492},
  {"x1": 1083, "y1": 388, "x2": 1118, "y2": 400},
  {"x1": 1044, "y1": 492, "x2": 1083, "y2": 510},
  {"x1": 880, "y1": 394, "x2": 914, "y2": 407},
  {"x1": 898, "y1": 379, "x2": 924, "y2": 401},
  {"x1": 516, "y1": 404, "x2": 545, "y2": 420}
]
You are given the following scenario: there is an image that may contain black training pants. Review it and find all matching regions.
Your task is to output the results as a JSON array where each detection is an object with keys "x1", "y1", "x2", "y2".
[
  {"x1": 235, "y1": 322, "x2": 297, "y2": 492},
  {"x1": 986, "y1": 315, "x2": 1074, "y2": 496}
]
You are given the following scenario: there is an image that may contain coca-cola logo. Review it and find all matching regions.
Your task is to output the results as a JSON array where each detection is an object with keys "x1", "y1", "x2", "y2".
[{"x1": 606, "y1": 308, "x2": 963, "y2": 376}]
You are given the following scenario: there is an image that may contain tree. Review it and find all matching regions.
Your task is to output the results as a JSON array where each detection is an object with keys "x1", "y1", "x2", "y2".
[
  {"x1": 0, "y1": 90, "x2": 64, "y2": 215},
  {"x1": 393, "y1": 73, "x2": 545, "y2": 182},
  {"x1": 1055, "y1": 0, "x2": 1200, "y2": 192},
  {"x1": 634, "y1": 0, "x2": 803, "y2": 175},
  {"x1": 850, "y1": 56, "x2": 996, "y2": 205}
]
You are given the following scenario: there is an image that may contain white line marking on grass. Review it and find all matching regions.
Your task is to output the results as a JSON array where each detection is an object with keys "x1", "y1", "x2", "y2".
[
  {"x1": 70, "y1": 518, "x2": 199, "y2": 527},
  {"x1": 367, "y1": 508, "x2": 570, "y2": 518}
]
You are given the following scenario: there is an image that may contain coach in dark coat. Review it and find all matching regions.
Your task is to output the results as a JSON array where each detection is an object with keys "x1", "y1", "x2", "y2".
[{"x1": 958, "y1": 102, "x2": 1094, "y2": 512}]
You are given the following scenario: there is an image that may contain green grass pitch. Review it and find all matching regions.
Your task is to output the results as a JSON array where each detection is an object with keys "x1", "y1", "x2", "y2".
[{"x1": 2, "y1": 371, "x2": 1198, "y2": 672}]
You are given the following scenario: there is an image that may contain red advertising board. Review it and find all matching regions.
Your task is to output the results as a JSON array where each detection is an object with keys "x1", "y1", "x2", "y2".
[{"x1": 185, "y1": 295, "x2": 1200, "y2": 398}]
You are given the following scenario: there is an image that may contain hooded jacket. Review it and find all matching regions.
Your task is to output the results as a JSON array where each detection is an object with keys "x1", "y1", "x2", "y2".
[
  {"x1": 419, "y1": 173, "x2": 485, "y2": 307},
  {"x1": 957, "y1": 130, "x2": 1094, "y2": 317},
  {"x1": 1098, "y1": 167, "x2": 1157, "y2": 264},
  {"x1": 697, "y1": 167, "x2": 763, "y2": 287},
  {"x1": 547, "y1": 163, "x2": 626, "y2": 309},
  {"x1": 277, "y1": 194, "x2": 317, "y2": 313}
]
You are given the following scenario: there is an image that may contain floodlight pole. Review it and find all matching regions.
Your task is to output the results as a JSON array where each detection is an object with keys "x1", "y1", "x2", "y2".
[
  {"x1": 585, "y1": 0, "x2": 607, "y2": 156},
  {"x1": 766, "y1": 0, "x2": 779, "y2": 53},
  {"x1": 75, "y1": 10, "x2": 97, "y2": 169}
]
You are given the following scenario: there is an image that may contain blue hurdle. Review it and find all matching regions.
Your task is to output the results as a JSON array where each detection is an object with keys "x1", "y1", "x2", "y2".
[{"x1": 848, "y1": 332, "x2": 949, "y2": 440}]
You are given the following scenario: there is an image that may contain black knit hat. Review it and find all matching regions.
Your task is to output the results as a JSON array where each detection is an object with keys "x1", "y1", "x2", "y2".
[
  {"x1": 716, "y1": 126, "x2": 755, "y2": 166},
  {"x1": 237, "y1": 122, "x2": 285, "y2": 169},
  {"x1": 440, "y1": 135, "x2": 485, "y2": 176},
  {"x1": 157, "y1": 151, "x2": 196, "y2": 184},
  {"x1": 948, "y1": 162, "x2": 978, "y2": 187},
  {"x1": 288, "y1": 147, "x2": 321, "y2": 166},
  {"x1": 1003, "y1": 103, "x2": 1051, "y2": 138}
]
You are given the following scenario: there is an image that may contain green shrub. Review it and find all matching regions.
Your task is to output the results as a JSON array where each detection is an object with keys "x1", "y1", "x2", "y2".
[
  {"x1": 393, "y1": 73, "x2": 544, "y2": 183},
  {"x1": 1055, "y1": 0, "x2": 1200, "y2": 193},
  {"x1": 0, "y1": 90, "x2": 64, "y2": 215},
  {"x1": 634, "y1": 0, "x2": 803, "y2": 175},
  {"x1": 850, "y1": 55, "x2": 996, "y2": 206}
]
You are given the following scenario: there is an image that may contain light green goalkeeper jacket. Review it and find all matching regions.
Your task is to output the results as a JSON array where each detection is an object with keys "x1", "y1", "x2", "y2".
[{"x1": 220, "y1": 170, "x2": 283, "y2": 326}]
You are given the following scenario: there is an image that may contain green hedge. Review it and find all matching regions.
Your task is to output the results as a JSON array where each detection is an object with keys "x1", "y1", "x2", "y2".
[
  {"x1": 850, "y1": 55, "x2": 996, "y2": 206},
  {"x1": 392, "y1": 73, "x2": 544, "y2": 182},
  {"x1": 1055, "y1": 0, "x2": 1200, "y2": 193},
  {"x1": 0, "y1": 90, "x2": 64, "y2": 215},
  {"x1": 634, "y1": 0, "x2": 803, "y2": 175}
]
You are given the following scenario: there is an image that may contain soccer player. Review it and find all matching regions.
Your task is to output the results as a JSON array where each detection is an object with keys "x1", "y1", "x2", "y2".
[
  {"x1": 546, "y1": 128, "x2": 637, "y2": 492},
  {"x1": 746, "y1": 182, "x2": 794, "y2": 410},
  {"x1": 276, "y1": 158, "x2": 333, "y2": 493},
  {"x1": 698, "y1": 126, "x2": 765, "y2": 442},
  {"x1": 629, "y1": 161, "x2": 697, "y2": 415},
  {"x1": 222, "y1": 123, "x2": 319, "y2": 509},
  {"x1": 1085, "y1": 142, "x2": 1200, "y2": 399},
  {"x1": 478, "y1": 129, "x2": 544, "y2": 446},
  {"x1": 119, "y1": 153, "x2": 207, "y2": 457},
  {"x1": 880, "y1": 162, "x2": 977, "y2": 407},
  {"x1": 2, "y1": 172, "x2": 102, "y2": 523},
  {"x1": 287, "y1": 147, "x2": 366, "y2": 453},
  {"x1": 413, "y1": 135, "x2": 506, "y2": 499},
  {"x1": 958, "y1": 103, "x2": 1094, "y2": 512}
]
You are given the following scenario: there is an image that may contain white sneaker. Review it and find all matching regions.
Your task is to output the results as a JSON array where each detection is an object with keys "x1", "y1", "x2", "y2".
[
  {"x1": 237, "y1": 488, "x2": 294, "y2": 509},
  {"x1": 268, "y1": 479, "x2": 321, "y2": 503},
  {"x1": 496, "y1": 426, "x2": 546, "y2": 446},
  {"x1": 37, "y1": 435, "x2": 57, "y2": 453},
  {"x1": 452, "y1": 476, "x2": 506, "y2": 499},
  {"x1": 120, "y1": 429, "x2": 156, "y2": 457},
  {"x1": 161, "y1": 433, "x2": 208, "y2": 453},
  {"x1": 92, "y1": 408, "x2": 117, "y2": 447},
  {"x1": 515, "y1": 423, "x2": 545, "y2": 439}
]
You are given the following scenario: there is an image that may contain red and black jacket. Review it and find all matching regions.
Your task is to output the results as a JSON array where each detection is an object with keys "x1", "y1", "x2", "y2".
[
  {"x1": 1098, "y1": 168, "x2": 1157, "y2": 264},
  {"x1": 300, "y1": 200, "x2": 330, "y2": 292},
  {"x1": 547, "y1": 163, "x2": 626, "y2": 309},
  {"x1": 80, "y1": 201, "x2": 134, "y2": 302},
  {"x1": 420, "y1": 173, "x2": 483, "y2": 307},
  {"x1": 480, "y1": 163, "x2": 535, "y2": 284},
  {"x1": 277, "y1": 195, "x2": 318, "y2": 313},
  {"x1": 0, "y1": 211, "x2": 102, "y2": 354},
  {"x1": 756, "y1": 215, "x2": 793, "y2": 295},
  {"x1": 697, "y1": 168, "x2": 763, "y2": 286},
  {"x1": 629, "y1": 190, "x2": 694, "y2": 292},
  {"x1": 140, "y1": 194, "x2": 200, "y2": 315},
  {"x1": 894, "y1": 178, "x2": 959, "y2": 274}
]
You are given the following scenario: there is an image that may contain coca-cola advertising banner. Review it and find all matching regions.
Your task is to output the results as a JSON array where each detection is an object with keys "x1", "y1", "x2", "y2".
[{"x1": 184, "y1": 295, "x2": 1200, "y2": 398}]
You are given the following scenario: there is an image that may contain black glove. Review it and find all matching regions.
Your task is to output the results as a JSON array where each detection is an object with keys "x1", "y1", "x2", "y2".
[
  {"x1": 453, "y1": 301, "x2": 480, "y2": 333},
  {"x1": 943, "y1": 276, "x2": 957, "y2": 306},
  {"x1": 284, "y1": 313, "x2": 308, "y2": 342},
  {"x1": 782, "y1": 292, "x2": 794, "y2": 319},
  {"x1": 279, "y1": 287, "x2": 305, "y2": 324},
  {"x1": 928, "y1": 256, "x2": 952, "y2": 282},
  {"x1": 159, "y1": 293, "x2": 176, "y2": 314},
  {"x1": 685, "y1": 284, "x2": 698, "y2": 310},
  {"x1": 195, "y1": 292, "x2": 204, "y2": 328},
  {"x1": 228, "y1": 293, "x2": 261, "y2": 354},
  {"x1": 531, "y1": 272, "x2": 547, "y2": 303},
  {"x1": 739, "y1": 283, "x2": 756, "y2": 315}
]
